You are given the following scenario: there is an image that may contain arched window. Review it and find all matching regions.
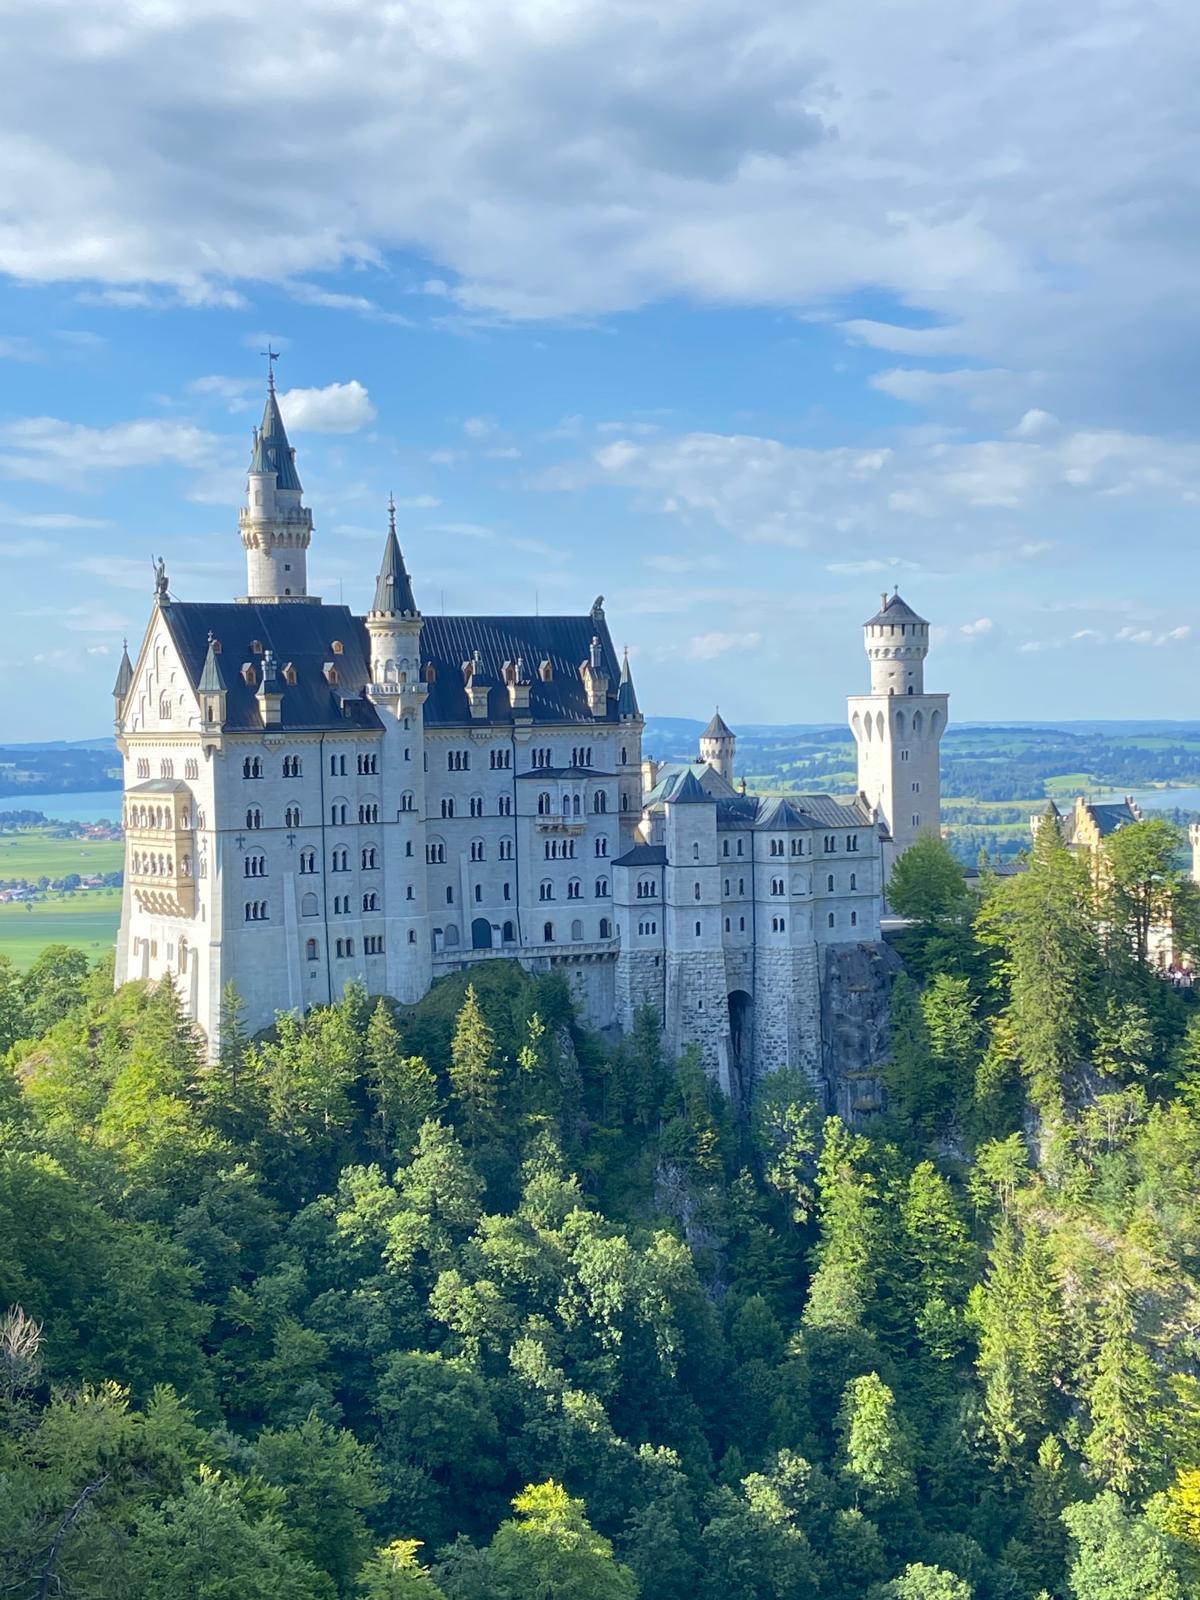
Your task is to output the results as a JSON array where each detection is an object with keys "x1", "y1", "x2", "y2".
[
  {"x1": 245, "y1": 807, "x2": 262, "y2": 829},
  {"x1": 537, "y1": 792, "x2": 551, "y2": 816},
  {"x1": 400, "y1": 791, "x2": 415, "y2": 812},
  {"x1": 306, "y1": 938, "x2": 319, "y2": 961},
  {"x1": 441, "y1": 797, "x2": 454, "y2": 819},
  {"x1": 470, "y1": 839, "x2": 485, "y2": 862},
  {"x1": 285, "y1": 805, "x2": 301, "y2": 828},
  {"x1": 472, "y1": 917, "x2": 492, "y2": 950},
  {"x1": 571, "y1": 918, "x2": 583, "y2": 941},
  {"x1": 828, "y1": 912, "x2": 835, "y2": 928},
  {"x1": 543, "y1": 921, "x2": 554, "y2": 943},
  {"x1": 694, "y1": 882, "x2": 701, "y2": 900},
  {"x1": 299, "y1": 849, "x2": 316, "y2": 874},
  {"x1": 849, "y1": 873, "x2": 856, "y2": 890},
  {"x1": 692, "y1": 842, "x2": 700, "y2": 861},
  {"x1": 595, "y1": 876, "x2": 608, "y2": 897},
  {"x1": 444, "y1": 924, "x2": 460, "y2": 947},
  {"x1": 301, "y1": 892, "x2": 318, "y2": 917},
  {"x1": 827, "y1": 874, "x2": 835, "y2": 892},
  {"x1": 599, "y1": 917, "x2": 611, "y2": 939},
  {"x1": 539, "y1": 880, "x2": 554, "y2": 901},
  {"x1": 593, "y1": 791, "x2": 607, "y2": 813}
]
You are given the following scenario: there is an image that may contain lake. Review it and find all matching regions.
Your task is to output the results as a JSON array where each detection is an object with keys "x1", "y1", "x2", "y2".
[{"x1": 0, "y1": 788, "x2": 123, "y2": 824}]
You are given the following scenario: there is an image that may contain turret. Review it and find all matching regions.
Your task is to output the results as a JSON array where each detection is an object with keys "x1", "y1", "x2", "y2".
[
  {"x1": 238, "y1": 367, "x2": 316, "y2": 603},
  {"x1": 616, "y1": 648, "x2": 645, "y2": 841},
  {"x1": 198, "y1": 633, "x2": 227, "y2": 743},
  {"x1": 366, "y1": 497, "x2": 424, "y2": 713},
  {"x1": 581, "y1": 634, "x2": 609, "y2": 717},
  {"x1": 111, "y1": 639, "x2": 133, "y2": 728},
  {"x1": 699, "y1": 710, "x2": 735, "y2": 785},
  {"x1": 863, "y1": 589, "x2": 928, "y2": 695}
]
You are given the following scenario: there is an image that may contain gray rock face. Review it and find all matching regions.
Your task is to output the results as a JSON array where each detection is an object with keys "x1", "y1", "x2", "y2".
[{"x1": 819, "y1": 940, "x2": 903, "y2": 1124}]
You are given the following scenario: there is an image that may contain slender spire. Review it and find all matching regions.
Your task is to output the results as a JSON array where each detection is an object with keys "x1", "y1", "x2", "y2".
[
  {"x1": 371, "y1": 499, "x2": 418, "y2": 616},
  {"x1": 250, "y1": 373, "x2": 302, "y2": 492},
  {"x1": 617, "y1": 646, "x2": 639, "y2": 718},
  {"x1": 112, "y1": 638, "x2": 133, "y2": 702},
  {"x1": 198, "y1": 632, "x2": 226, "y2": 693}
]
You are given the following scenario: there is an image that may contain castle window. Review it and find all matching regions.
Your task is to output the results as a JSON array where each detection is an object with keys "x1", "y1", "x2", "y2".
[
  {"x1": 562, "y1": 796, "x2": 571, "y2": 818},
  {"x1": 446, "y1": 886, "x2": 454, "y2": 904},
  {"x1": 695, "y1": 921, "x2": 701, "y2": 937},
  {"x1": 722, "y1": 840, "x2": 729, "y2": 857},
  {"x1": 331, "y1": 639, "x2": 344, "y2": 655},
  {"x1": 503, "y1": 921, "x2": 515, "y2": 943},
  {"x1": 362, "y1": 892, "x2": 379, "y2": 912},
  {"x1": 595, "y1": 837, "x2": 608, "y2": 857},
  {"x1": 244, "y1": 900, "x2": 268, "y2": 922},
  {"x1": 406, "y1": 885, "x2": 414, "y2": 900},
  {"x1": 159, "y1": 696, "x2": 171, "y2": 719},
  {"x1": 241, "y1": 663, "x2": 257, "y2": 686},
  {"x1": 469, "y1": 796, "x2": 483, "y2": 818},
  {"x1": 824, "y1": 835, "x2": 836, "y2": 853},
  {"x1": 568, "y1": 879, "x2": 581, "y2": 899},
  {"x1": 539, "y1": 660, "x2": 553, "y2": 683},
  {"x1": 362, "y1": 847, "x2": 377, "y2": 870},
  {"x1": 912, "y1": 814, "x2": 920, "y2": 827},
  {"x1": 285, "y1": 805, "x2": 301, "y2": 828},
  {"x1": 331, "y1": 802, "x2": 348, "y2": 825},
  {"x1": 365, "y1": 935, "x2": 385, "y2": 955},
  {"x1": 426, "y1": 841, "x2": 446, "y2": 865},
  {"x1": 332, "y1": 847, "x2": 349, "y2": 871},
  {"x1": 848, "y1": 834, "x2": 859, "y2": 851},
  {"x1": 243, "y1": 854, "x2": 266, "y2": 878},
  {"x1": 851, "y1": 911, "x2": 858, "y2": 927},
  {"x1": 160, "y1": 759, "x2": 174, "y2": 778},
  {"x1": 724, "y1": 917, "x2": 730, "y2": 932},
  {"x1": 498, "y1": 795, "x2": 512, "y2": 816},
  {"x1": 474, "y1": 884, "x2": 482, "y2": 903},
  {"x1": 791, "y1": 839, "x2": 801, "y2": 856},
  {"x1": 595, "y1": 877, "x2": 608, "y2": 897},
  {"x1": 283, "y1": 663, "x2": 297, "y2": 686},
  {"x1": 359, "y1": 803, "x2": 379, "y2": 824},
  {"x1": 441, "y1": 798, "x2": 454, "y2": 819},
  {"x1": 739, "y1": 917, "x2": 745, "y2": 931},
  {"x1": 306, "y1": 938, "x2": 318, "y2": 961},
  {"x1": 849, "y1": 873, "x2": 856, "y2": 890},
  {"x1": 543, "y1": 921, "x2": 555, "y2": 942},
  {"x1": 136, "y1": 759, "x2": 150, "y2": 779},
  {"x1": 400, "y1": 791, "x2": 415, "y2": 812},
  {"x1": 301, "y1": 892, "x2": 318, "y2": 917},
  {"x1": 571, "y1": 918, "x2": 583, "y2": 941},
  {"x1": 537, "y1": 792, "x2": 551, "y2": 816},
  {"x1": 901, "y1": 750, "x2": 910, "y2": 763},
  {"x1": 738, "y1": 878, "x2": 745, "y2": 894},
  {"x1": 599, "y1": 916, "x2": 612, "y2": 939},
  {"x1": 912, "y1": 781, "x2": 920, "y2": 793},
  {"x1": 694, "y1": 882, "x2": 701, "y2": 900},
  {"x1": 593, "y1": 791, "x2": 607, "y2": 814},
  {"x1": 736, "y1": 839, "x2": 744, "y2": 857},
  {"x1": 245, "y1": 807, "x2": 262, "y2": 829},
  {"x1": 503, "y1": 882, "x2": 511, "y2": 900},
  {"x1": 408, "y1": 929, "x2": 417, "y2": 943},
  {"x1": 499, "y1": 838, "x2": 513, "y2": 860},
  {"x1": 470, "y1": 839, "x2": 485, "y2": 862},
  {"x1": 243, "y1": 756, "x2": 262, "y2": 779},
  {"x1": 539, "y1": 881, "x2": 554, "y2": 901},
  {"x1": 358, "y1": 753, "x2": 378, "y2": 775},
  {"x1": 827, "y1": 874, "x2": 834, "y2": 892},
  {"x1": 828, "y1": 912, "x2": 835, "y2": 928}
]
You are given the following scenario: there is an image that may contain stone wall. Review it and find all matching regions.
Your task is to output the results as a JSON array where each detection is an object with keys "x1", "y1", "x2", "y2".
[{"x1": 818, "y1": 939, "x2": 902, "y2": 1123}]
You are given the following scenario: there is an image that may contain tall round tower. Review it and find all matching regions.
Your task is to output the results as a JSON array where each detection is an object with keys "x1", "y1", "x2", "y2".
[
  {"x1": 699, "y1": 710, "x2": 736, "y2": 786},
  {"x1": 238, "y1": 369, "x2": 316, "y2": 603},
  {"x1": 848, "y1": 590, "x2": 949, "y2": 878}
]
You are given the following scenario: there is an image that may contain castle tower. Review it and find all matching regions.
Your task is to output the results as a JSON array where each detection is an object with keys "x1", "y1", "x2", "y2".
[
  {"x1": 238, "y1": 368, "x2": 316, "y2": 603},
  {"x1": 111, "y1": 640, "x2": 133, "y2": 729},
  {"x1": 366, "y1": 499, "x2": 432, "y2": 1004},
  {"x1": 616, "y1": 648, "x2": 645, "y2": 843},
  {"x1": 699, "y1": 710, "x2": 735, "y2": 786},
  {"x1": 847, "y1": 590, "x2": 948, "y2": 876}
]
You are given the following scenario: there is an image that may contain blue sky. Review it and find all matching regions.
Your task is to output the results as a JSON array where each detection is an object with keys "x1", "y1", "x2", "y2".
[{"x1": 2, "y1": 0, "x2": 1199, "y2": 741}]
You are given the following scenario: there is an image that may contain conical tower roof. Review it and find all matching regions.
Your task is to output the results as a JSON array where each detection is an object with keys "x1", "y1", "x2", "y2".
[
  {"x1": 702, "y1": 709, "x2": 733, "y2": 739},
  {"x1": 371, "y1": 499, "x2": 418, "y2": 616},
  {"x1": 864, "y1": 589, "x2": 926, "y2": 627},
  {"x1": 249, "y1": 374, "x2": 303, "y2": 492},
  {"x1": 198, "y1": 635, "x2": 226, "y2": 693},
  {"x1": 111, "y1": 639, "x2": 133, "y2": 701},
  {"x1": 617, "y1": 648, "x2": 639, "y2": 718}
]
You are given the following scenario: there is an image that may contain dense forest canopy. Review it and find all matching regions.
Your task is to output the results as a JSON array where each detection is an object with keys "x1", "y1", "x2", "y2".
[{"x1": 2, "y1": 813, "x2": 1200, "y2": 1597}]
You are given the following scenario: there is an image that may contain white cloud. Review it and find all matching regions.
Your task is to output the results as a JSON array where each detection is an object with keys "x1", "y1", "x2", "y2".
[
  {"x1": 0, "y1": 416, "x2": 220, "y2": 484},
  {"x1": 0, "y1": 501, "x2": 111, "y2": 529},
  {"x1": 277, "y1": 381, "x2": 376, "y2": 433},
  {"x1": 0, "y1": 0, "x2": 1195, "y2": 421},
  {"x1": 284, "y1": 281, "x2": 410, "y2": 324},
  {"x1": 396, "y1": 493, "x2": 440, "y2": 509},
  {"x1": 686, "y1": 630, "x2": 762, "y2": 661},
  {"x1": 959, "y1": 617, "x2": 994, "y2": 637},
  {"x1": 463, "y1": 417, "x2": 495, "y2": 439}
]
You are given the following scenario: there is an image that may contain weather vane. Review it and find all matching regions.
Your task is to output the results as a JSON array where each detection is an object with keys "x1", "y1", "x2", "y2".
[{"x1": 260, "y1": 346, "x2": 281, "y2": 388}]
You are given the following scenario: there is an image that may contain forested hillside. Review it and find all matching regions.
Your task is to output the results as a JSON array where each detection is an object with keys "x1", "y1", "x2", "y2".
[{"x1": 2, "y1": 814, "x2": 1200, "y2": 1597}]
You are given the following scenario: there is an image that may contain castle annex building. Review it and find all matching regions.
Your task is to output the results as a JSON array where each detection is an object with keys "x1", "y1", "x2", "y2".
[{"x1": 113, "y1": 377, "x2": 948, "y2": 1089}]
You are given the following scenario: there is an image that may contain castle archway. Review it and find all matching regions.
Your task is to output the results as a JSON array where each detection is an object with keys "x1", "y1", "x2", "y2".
[
  {"x1": 728, "y1": 989, "x2": 753, "y2": 1075},
  {"x1": 471, "y1": 917, "x2": 493, "y2": 950}
]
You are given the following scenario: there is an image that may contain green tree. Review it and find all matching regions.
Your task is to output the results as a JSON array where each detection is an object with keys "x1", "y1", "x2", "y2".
[
  {"x1": 750, "y1": 1066, "x2": 819, "y2": 1224},
  {"x1": 874, "y1": 1563, "x2": 973, "y2": 1599},
  {"x1": 449, "y1": 986, "x2": 501, "y2": 1153},
  {"x1": 803, "y1": 1119, "x2": 879, "y2": 1331},
  {"x1": 1062, "y1": 1492, "x2": 1187, "y2": 1600},
  {"x1": 835, "y1": 1373, "x2": 914, "y2": 1507},
  {"x1": 1102, "y1": 817, "x2": 1190, "y2": 969},
  {"x1": 365, "y1": 1001, "x2": 439, "y2": 1158},
  {"x1": 976, "y1": 812, "x2": 1098, "y2": 1112},
  {"x1": 358, "y1": 1540, "x2": 447, "y2": 1599},
  {"x1": 485, "y1": 1480, "x2": 638, "y2": 1600}
]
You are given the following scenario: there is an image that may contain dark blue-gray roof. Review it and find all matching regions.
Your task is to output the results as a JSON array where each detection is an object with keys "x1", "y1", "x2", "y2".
[
  {"x1": 864, "y1": 591, "x2": 926, "y2": 628},
  {"x1": 702, "y1": 710, "x2": 734, "y2": 739},
  {"x1": 161, "y1": 602, "x2": 623, "y2": 731},
  {"x1": 372, "y1": 527, "x2": 418, "y2": 617},
  {"x1": 250, "y1": 383, "x2": 303, "y2": 493},
  {"x1": 613, "y1": 843, "x2": 667, "y2": 868}
]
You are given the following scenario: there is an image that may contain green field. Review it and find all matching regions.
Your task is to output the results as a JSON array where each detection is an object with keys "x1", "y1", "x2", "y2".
[
  {"x1": 0, "y1": 888, "x2": 121, "y2": 969},
  {"x1": 0, "y1": 830, "x2": 123, "y2": 882}
]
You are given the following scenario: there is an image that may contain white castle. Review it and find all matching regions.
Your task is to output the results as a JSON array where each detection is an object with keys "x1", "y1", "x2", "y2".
[{"x1": 113, "y1": 376, "x2": 947, "y2": 1090}]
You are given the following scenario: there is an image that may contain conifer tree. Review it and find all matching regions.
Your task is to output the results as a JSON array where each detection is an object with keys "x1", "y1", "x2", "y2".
[
  {"x1": 835, "y1": 1372, "x2": 914, "y2": 1507},
  {"x1": 449, "y1": 985, "x2": 501, "y2": 1152},
  {"x1": 365, "y1": 999, "x2": 439, "y2": 1158}
]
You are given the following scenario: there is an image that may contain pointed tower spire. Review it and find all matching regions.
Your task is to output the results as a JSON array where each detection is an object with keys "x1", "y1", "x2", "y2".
[
  {"x1": 198, "y1": 632, "x2": 228, "y2": 734},
  {"x1": 112, "y1": 638, "x2": 133, "y2": 703},
  {"x1": 371, "y1": 495, "x2": 418, "y2": 617},
  {"x1": 198, "y1": 632, "x2": 226, "y2": 694},
  {"x1": 617, "y1": 646, "x2": 639, "y2": 719}
]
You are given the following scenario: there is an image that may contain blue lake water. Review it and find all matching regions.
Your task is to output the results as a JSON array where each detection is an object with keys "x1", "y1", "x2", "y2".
[{"x1": 0, "y1": 789, "x2": 123, "y2": 824}]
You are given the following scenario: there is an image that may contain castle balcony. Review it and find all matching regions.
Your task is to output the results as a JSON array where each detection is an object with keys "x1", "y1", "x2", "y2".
[
  {"x1": 534, "y1": 816, "x2": 587, "y2": 837},
  {"x1": 125, "y1": 779, "x2": 196, "y2": 917}
]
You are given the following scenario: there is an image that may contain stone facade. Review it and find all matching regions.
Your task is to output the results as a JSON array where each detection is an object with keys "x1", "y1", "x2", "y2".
[{"x1": 113, "y1": 375, "x2": 947, "y2": 1096}]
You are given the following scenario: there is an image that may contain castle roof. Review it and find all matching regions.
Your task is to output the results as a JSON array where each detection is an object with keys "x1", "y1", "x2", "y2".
[
  {"x1": 197, "y1": 635, "x2": 226, "y2": 694},
  {"x1": 419, "y1": 614, "x2": 622, "y2": 726},
  {"x1": 612, "y1": 843, "x2": 667, "y2": 868},
  {"x1": 162, "y1": 602, "x2": 382, "y2": 732},
  {"x1": 250, "y1": 380, "x2": 303, "y2": 492},
  {"x1": 644, "y1": 762, "x2": 736, "y2": 808},
  {"x1": 863, "y1": 590, "x2": 926, "y2": 627},
  {"x1": 702, "y1": 710, "x2": 733, "y2": 739},
  {"x1": 667, "y1": 769, "x2": 713, "y2": 804},
  {"x1": 159, "y1": 602, "x2": 624, "y2": 731}
]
